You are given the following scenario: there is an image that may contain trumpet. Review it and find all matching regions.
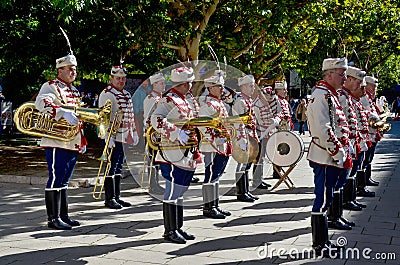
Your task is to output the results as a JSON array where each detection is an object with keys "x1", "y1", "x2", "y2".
[
  {"x1": 146, "y1": 112, "x2": 223, "y2": 150},
  {"x1": 14, "y1": 100, "x2": 112, "y2": 141},
  {"x1": 92, "y1": 110, "x2": 123, "y2": 200}
]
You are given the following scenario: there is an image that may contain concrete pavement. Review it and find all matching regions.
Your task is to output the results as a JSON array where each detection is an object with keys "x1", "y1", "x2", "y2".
[{"x1": 0, "y1": 123, "x2": 400, "y2": 264}]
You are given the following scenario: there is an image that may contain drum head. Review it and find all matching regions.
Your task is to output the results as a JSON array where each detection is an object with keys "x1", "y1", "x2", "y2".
[{"x1": 266, "y1": 131, "x2": 304, "y2": 167}]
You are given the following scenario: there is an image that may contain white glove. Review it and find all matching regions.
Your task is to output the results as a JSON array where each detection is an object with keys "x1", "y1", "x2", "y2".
[
  {"x1": 361, "y1": 142, "x2": 368, "y2": 152},
  {"x1": 348, "y1": 145, "x2": 355, "y2": 155},
  {"x1": 133, "y1": 131, "x2": 139, "y2": 146},
  {"x1": 62, "y1": 111, "x2": 79, "y2": 126},
  {"x1": 273, "y1": 118, "x2": 280, "y2": 127},
  {"x1": 336, "y1": 156, "x2": 345, "y2": 167},
  {"x1": 239, "y1": 142, "x2": 248, "y2": 151},
  {"x1": 178, "y1": 129, "x2": 190, "y2": 146},
  {"x1": 108, "y1": 136, "x2": 115, "y2": 149},
  {"x1": 219, "y1": 137, "x2": 227, "y2": 144},
  {"x1": 370, "y1": 113, "x2": 380, "y2": 121},
  {"x1": 81, "y1": 145, "x2": 87, "y2": 154}
]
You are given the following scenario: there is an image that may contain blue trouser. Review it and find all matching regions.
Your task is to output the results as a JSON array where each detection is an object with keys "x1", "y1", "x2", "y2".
[
  {"x1": 309, "y1": 161, "x2": 343, "y2": 212},
  {"x1": 160, "y1": 163, "x2": 194, "y2": 201},
  {"x1": 203, "y1": 152, "x2": 229, "y2": 183},
  {"x1": 335, "y1": 167, "x2": 350, "y2": 190},
  {"x1": 362, "y1": 142, "x2": 376, "y2": 170},
  {"x1": 350, "y1": 152, "x2": 365, "y2": 177},
  {"x1": 107, "y1": 141, "x2": 125, "y2": 176},
  {"x1": 45, "y1": 148, "x2": 78, "y2": 190}
]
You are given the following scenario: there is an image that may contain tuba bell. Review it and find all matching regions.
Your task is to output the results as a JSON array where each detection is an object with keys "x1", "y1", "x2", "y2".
[{"x1": 14, "y1": 100, "x2": 112, "y2": 141}]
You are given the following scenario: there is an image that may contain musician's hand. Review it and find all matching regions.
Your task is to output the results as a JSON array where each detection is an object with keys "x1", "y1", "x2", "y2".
[
  {"x1": 133, "y1": 131, "x2": 139, "y2": 146},
  {"x1": 273, "y1": 118, "x2": 280, "y2": 127},
  {"x1": 178, "y1": 129, "x2": 190, "y2": 146},
  {"x1": 260, "y1": 130, "x2": 268, "y2": 139},
  {"x1": 62, "y1": 111, "x2": 79, "y2": 126},
  {"x1": 81, "y1": 145, "x2": 87, "y2": 154},
  {"x1": 371, "y1": 113, "x2": 380, "y2": 121},
  {"x1": 348, "y1": 144, "x2": 355, "y2": 155},
  {"x1": 108, "y1": 136, "x2": 115, "y2": 149},
  {"x1": 239, "y1": 142, "x2": 248, "y2": 151},
  {"x1": 336, "y1": 156, "x2": 345, "y2": 167},
  {"x1": 219, "y1": 137, "x2": 227, "y2": 144},
  {"x1": 361, "y1": 142, "x2": 368, "y2": 152}
]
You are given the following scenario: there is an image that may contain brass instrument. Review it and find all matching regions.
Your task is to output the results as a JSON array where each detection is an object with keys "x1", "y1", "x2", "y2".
[
  {"x1": 146, "y1": 112, "x2": 222, "y2": 150},
  {"x1": 13, "y1": 100, "x2": 112, "y2": 141},
  {"x1": 223, "y1": 111, "x2": 259, "y2": 164},
  {"x1": 369, "y1": 109, "x2": 391, "y2": 133},
  {"x1": 92, "y1": 110, "x2": 123, "y2": 200}
]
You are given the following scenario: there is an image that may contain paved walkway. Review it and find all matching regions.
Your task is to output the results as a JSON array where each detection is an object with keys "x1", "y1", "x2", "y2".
[{"x1": 0, "y1": 123, "x2": 400, "y2": 264}]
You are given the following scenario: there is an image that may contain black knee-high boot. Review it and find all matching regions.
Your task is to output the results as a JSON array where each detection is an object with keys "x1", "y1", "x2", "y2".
[
  {"x1": 235, "y1": 172, "x2": 254, "y2": 202},
  {"x1": 104, "y1": 176, "x2": 122, "y2": 209},
  {"x1": 327, "y1": 190, "x2": 351, "y2": 230},
  {"x1": 202, "y1": 183, "x2": 225, "y2": 219},
  {"x1": 45, "y1": 190, "x2": 71, "y2": 230},
  {"x1": 60, "y1": 189, "x2": 80, "y2": 226},
  {"x1": 244, "y1": 171, "x2": 259, "y2": 200},
  {"x1": 252, "y1": 163, "x2": 270, "y2": 189},
  {"x1": 214, "y1": 182, "x2": 231, "y2": 216},
  {"x1": 356, "y1": 170, "x2": 375, "y2": 197},
  {"x1": 114, "y1": 174, "x2": 131, "y2": 207},
  {"x1": 342, "y1": 177, "x2": 362, "y2": 211},
  {"x1": 177, "y1": 197, "x2": 195, "y2": 240},
  {"x1": 339, "y1": 188, "x2": 355, "y2": 227},
  {"x1": 311, "y1": 212, "x2": 337, "y2": 257},
  {"x1": 365, "y1": 164, "x2": 379, "y2": 186},
  {"x1": 163, "y1": 200, "x2": 186, "y2": 244},
  {"x1": 352, "y1": 176, "x2": 367, "y2": 208}
]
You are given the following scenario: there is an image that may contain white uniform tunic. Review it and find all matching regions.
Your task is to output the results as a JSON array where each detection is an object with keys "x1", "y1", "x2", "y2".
[
  {"x1": 306, "y1": 81, "x2": 351, "y2": 168},
  {"x1": 143, "y1": 90, "x2": 162, "y2": 133},
  {"x1": 99, "y1": 84, "x2": 137, "y2": 144},
  {"x1": 198, "y1": 94, "x2": 231, "y2": 155},
  {"x1": 150, "y1": 88, "x2": 199, "y2": 170},
  {"x1": 253, "y1": 94, "x2": 276, "y2": 139},
  {"x1": 35, "y1": 78, "x2": 86, "y2": 153},
  {"x1": 232, "y1": 93, "x2": 259, "y2": 145},
  {"x1": 360, "y1": 93, "x2": 381, "y2": 143}
]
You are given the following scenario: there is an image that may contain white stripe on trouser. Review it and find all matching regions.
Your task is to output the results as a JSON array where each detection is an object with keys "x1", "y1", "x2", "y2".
[
  {"x1": 50, "y1": 148, "x2": 56, "y2": 188},
  {"x1": 205, "y1": 153, "x2": 216, "y2": 184},
  {"x1": 166, "y1": 164, "x2": 175, "y2": 201}
]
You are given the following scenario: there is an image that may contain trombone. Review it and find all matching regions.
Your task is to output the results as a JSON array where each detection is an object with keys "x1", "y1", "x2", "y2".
[{"x1": 92, "y1": 110, "x2": 123, "y2": 200}]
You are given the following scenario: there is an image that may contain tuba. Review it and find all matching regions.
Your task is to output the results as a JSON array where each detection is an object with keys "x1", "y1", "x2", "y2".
[{"x1": 13, "y1": 100, "x2": 112, "y2": 141}]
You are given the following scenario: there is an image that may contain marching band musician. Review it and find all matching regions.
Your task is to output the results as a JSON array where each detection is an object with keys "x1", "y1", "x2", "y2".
[
  {"x1": 345, "y1": 68, "x2": 371, "y2": 210},
  {"x1": 143, "y1": 73, "x2": 166, "y2": 194},
  {"x1": 35, "y1": 53, "x2": 83, "y2": 230},
  {"x1": 252, "y1": 85, "x2": 275, "y2": 190},
  {"x1": 329, "y1": 66, "x2": 367, "y2": 231},
  {"x1": 150, "y1": 66, "x2": 199, "y2": 244},
  {"x1": 306, "y1": 57, "x2": 353, "y2": 256},
  {"x1": 198, "y1": 74, "x2": 232, "y2": 219},
  {"x1": 233, "y1": 75, "x2": 259, "y2": 202},
  {"x1": 98, "y1": 65, "x2": 139, "y2": 209},
  {"x1": 271, "y1": 81, "x2": 293, "y2": 179},
  {"x1": 359, "y1": 76, "x2": 381, "y2": 195}
]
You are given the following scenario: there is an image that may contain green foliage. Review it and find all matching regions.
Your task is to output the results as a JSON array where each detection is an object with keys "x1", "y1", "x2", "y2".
[{"x1": 0, "y1": 0, "x2": 399, "y2": 105}]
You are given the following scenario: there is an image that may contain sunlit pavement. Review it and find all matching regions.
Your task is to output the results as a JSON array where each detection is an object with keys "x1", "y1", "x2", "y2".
[{"x1": 0, "y1": 123, "x2": 400, "y2": 264}]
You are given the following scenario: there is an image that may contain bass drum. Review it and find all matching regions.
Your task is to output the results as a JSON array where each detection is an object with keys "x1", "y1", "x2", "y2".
[{"x1": 266, "y1": 131, "x2": 304, "y2": 167}]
